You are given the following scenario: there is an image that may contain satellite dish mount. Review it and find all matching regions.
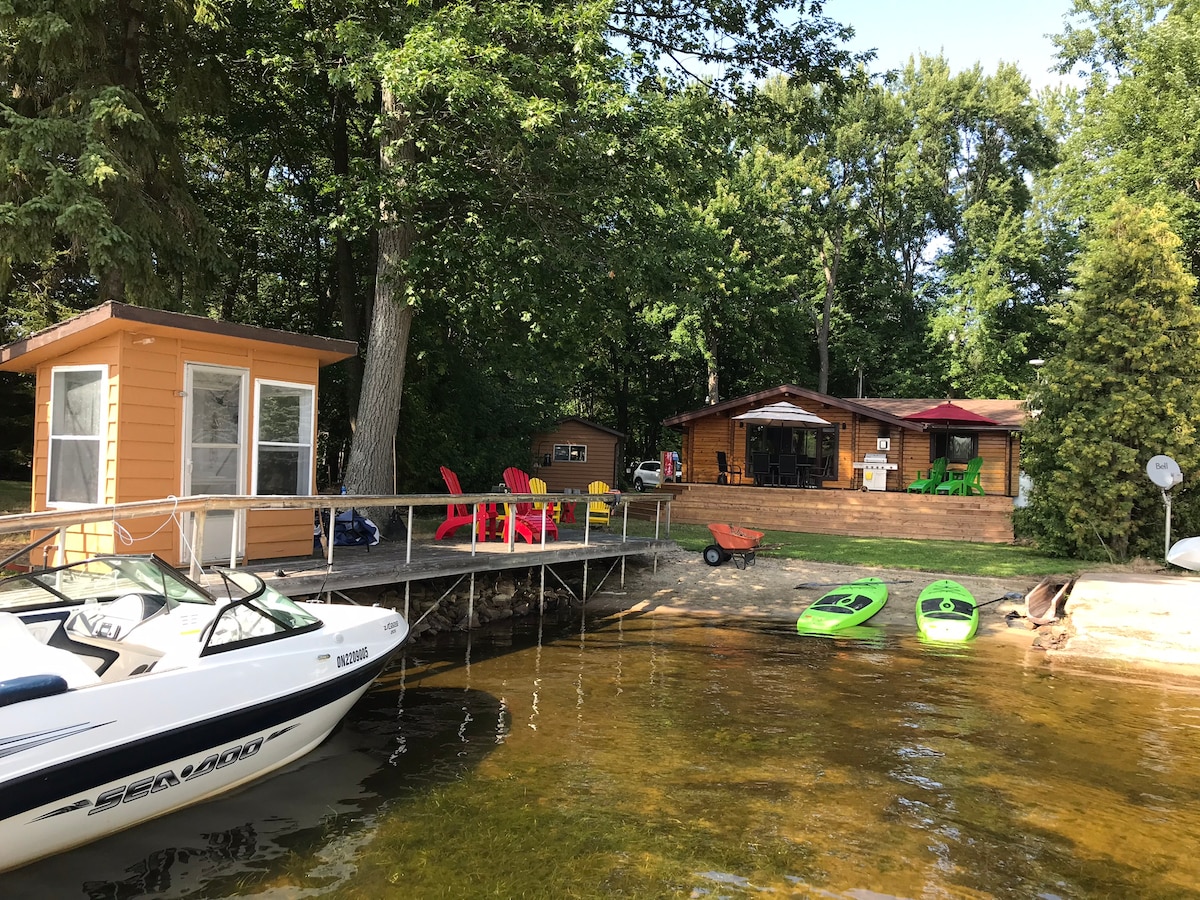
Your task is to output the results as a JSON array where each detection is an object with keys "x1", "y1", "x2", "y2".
[{"x1": 1147, "y1": 455, "x2": 1184, "y2": 559}]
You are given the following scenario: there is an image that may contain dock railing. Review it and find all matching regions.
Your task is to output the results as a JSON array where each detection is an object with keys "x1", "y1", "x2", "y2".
[{"x1": 0, "y1": 490, "x2": 673, "y2": 580}]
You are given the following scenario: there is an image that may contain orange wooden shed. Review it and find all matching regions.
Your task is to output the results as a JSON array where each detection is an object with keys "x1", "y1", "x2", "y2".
[{"x1": 0, "y1": 301, "x2": 356, "y2": 565}]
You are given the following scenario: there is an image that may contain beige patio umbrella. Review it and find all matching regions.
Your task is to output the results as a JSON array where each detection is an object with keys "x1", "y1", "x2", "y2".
[{"x1": 732, "y1": 401, "x2": 832, "y2": 427}]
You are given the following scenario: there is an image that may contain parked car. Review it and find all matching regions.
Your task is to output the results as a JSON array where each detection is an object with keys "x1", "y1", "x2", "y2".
[
  {"x1": 630, "y1": 457, "x2": 682, "y2": 491},
  {"x1": 630, "y1": 460, "x2": 662, "y2": 491}
]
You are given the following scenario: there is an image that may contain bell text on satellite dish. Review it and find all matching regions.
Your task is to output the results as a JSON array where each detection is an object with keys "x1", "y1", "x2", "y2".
[{"x1": 1147, "y1": 455, "x2": 1183, "y2": 490}]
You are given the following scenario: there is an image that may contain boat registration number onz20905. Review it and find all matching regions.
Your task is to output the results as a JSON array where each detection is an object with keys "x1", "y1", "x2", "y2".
[
  {"x1": 85, "y1": 736, "x2": 265, "y2": 817},
  {"x1": 336, "y1": 646, "x2": 368, "y2": 668}
]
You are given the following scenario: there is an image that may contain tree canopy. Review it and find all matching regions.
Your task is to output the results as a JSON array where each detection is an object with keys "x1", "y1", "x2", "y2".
[{"x1": 7, "y1": 0, "x2": 1200, "y2": 559}]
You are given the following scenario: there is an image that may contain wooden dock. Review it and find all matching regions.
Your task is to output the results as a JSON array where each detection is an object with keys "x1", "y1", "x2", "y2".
[
  {"x1": 221, "y1": 529, "x2": 674, "y2": 600},
  {"x1": 0, "y1": 492, "x2": 677, "y2": 611}
]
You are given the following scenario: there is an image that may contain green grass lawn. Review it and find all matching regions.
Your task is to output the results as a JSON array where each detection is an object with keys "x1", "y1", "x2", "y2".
[
  {"x1": 0, "y1": 480, "x2": 31, "y2": 516},
  {"x1": 626, "y1": 521, "x2": 1082, "y2": 578}
]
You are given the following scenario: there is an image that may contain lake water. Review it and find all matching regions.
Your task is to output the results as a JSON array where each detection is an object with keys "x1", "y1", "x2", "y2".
[{"x1": 8, "y1": 607, "x2": 1200, "y2": 899}]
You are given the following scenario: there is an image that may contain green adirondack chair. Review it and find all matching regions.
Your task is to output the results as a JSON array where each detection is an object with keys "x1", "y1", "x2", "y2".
[
  {"x1": 906, "y1": 457, "x2": 947, "y2": 494},
  {"x1": 936, "y1": 456, "x2": 985, "y2": 495}
]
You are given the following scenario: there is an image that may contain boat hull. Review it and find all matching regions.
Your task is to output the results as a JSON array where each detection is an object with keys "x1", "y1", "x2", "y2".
[
  {"x1": 796, "y1": 578, "x2": 888, "y2": 634},
  {"x1": 1025, "y1": 576, "x2": 1071, "y2": 625},
  {"x1": 916, "y1": 580, "x2": 979, "y2": 642},
  {"x1": 1168, "y1": 536, "x2": 1200, "y2": 571},
  {"x1": 0, "y1": 602, "x2": 406, "y2": 873}
]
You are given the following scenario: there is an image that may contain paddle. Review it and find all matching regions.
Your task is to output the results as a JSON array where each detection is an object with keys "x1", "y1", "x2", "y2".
[
  {"x1": 795, "y1": 579, "x2": 913, "y2": 589},
  {"x1": 974, "y1": 591, "x2": 1024, "y2": 608}
]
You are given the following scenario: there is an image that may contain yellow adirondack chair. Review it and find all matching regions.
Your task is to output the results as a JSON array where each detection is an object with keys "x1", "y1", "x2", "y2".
[
  {"x1": 587, "y1": 480, "x2": 613, "y2": 527},
  {"x1": 529, "y1": 476, "x2": 559, "y2": 523}
]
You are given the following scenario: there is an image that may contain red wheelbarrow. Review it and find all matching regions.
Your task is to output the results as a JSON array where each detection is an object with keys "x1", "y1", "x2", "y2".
[{"x1": 703, "y1": 523, "x2": 765, "y2": 569}]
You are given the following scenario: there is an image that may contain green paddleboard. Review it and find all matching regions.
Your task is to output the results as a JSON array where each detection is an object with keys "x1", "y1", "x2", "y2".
[
  {"x1": 796, "y1": 578, "x2": 888, "y2": 634},
  {"x1": 915, "y1": 579, "x2": 979, "y2": 642}
]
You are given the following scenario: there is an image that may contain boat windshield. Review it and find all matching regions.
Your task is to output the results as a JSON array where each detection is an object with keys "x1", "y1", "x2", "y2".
[
  {"x1": 0, "y1": 556, "x2": 214, "y2": 612},
  {"x1": 202, "y1": 569, "x2": 322, "y2": 652}
]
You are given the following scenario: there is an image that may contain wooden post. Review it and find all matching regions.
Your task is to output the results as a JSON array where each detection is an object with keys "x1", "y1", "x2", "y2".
[
  {"x1": 326, "y1": 505, "x2": 335, "y2": 567},
  {"x1": 189, "y1": 510, "x2": 206, "y2": 581}
]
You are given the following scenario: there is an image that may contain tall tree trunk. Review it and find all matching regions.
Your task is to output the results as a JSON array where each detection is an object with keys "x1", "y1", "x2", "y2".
[
  {"x1": 817, "y1": 230, "x2": 843, "y2": 394},
  {"x1": 331, "y1": 84, "x2": 364, "y2": 432},
  {"x1": 704, "y1": 322, "x2": 720, "y2": 405},
  {"x1": 342, "y1": 84, "x2": 416, "y2": 494}
]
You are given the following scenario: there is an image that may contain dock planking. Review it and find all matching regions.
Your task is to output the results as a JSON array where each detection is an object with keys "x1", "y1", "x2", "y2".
[{"x1": 209, "y1": 530, "x2": 674, "y2": 599}]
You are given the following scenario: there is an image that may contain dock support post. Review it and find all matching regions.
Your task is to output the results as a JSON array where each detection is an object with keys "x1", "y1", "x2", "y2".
[
  {"x1": 326, "y1": 505, "x2": 335, "y2": 567},
  {"x1": 469, "y1": 572, "x2": 476, "y2": 627},
  {"x1": 582, "y1": 559, "x2": 589, "y2": 609},
  {"x1": 189, "y1": 511, "x2": 206, "y2": 581},
  {"x1": 539, "y1": 564, "x2": 546, "y2": 614}
]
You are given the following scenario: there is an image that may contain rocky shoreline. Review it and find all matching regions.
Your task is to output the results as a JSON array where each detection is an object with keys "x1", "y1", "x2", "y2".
[{"x1": 353, "y1": 545, "x2": 1200, "y2": 674}]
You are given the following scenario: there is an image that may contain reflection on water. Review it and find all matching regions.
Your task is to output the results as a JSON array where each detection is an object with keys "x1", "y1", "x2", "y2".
[{"x1": 9, "y1": 609, "x2": 1200, "y2": 898}]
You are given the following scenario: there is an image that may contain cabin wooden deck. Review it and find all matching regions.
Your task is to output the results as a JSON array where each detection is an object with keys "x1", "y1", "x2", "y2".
[{"x1": 662, "y1": 483, "x2": 1014, "y2": 543}]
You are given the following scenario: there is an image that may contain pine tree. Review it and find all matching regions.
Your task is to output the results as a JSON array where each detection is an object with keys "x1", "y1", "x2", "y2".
[
  {"x1": 1021, "y1": 199, "x2": 1200, "y2": 559},
  {"x1": 0, "y1": 0, "x2": 223, "y2": 311}
]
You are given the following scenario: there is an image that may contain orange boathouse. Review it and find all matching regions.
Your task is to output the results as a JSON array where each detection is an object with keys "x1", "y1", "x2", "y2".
[{"x1": 0, "y1": 302, "x2": 356, "y2": 565}]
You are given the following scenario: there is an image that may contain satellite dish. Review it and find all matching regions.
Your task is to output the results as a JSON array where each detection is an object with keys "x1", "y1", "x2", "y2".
[{"x1": 1147, "y1": 455, "x2": 1183, "y2": 490}]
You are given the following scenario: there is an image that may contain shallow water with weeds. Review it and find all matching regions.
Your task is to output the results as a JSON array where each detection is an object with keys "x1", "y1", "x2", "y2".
[{"x1": 9, "y1": 608, "x2": 1200, "y2": 899}]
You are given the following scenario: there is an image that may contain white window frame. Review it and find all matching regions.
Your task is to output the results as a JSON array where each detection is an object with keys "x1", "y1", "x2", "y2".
[
  {"x1": 553, "y1": 443, "x2": 588, "y2": 463},
  {"x1": 46, "y1": 364, "x2": 107, "y2": 508},
  {"x1": 251, "y1": 379, "x2": 316, "y2": 496}
]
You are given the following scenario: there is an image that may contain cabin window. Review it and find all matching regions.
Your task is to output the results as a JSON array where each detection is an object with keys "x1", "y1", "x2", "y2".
[
  {"x1": 253, "y1": 381, "x2": 315, "y2": 495},
  {"x1": 553, "y1": 444, "x2": 587, "y2": 463},
  {"x1": 47, "y1": 366, "x2": 106, "y2": 506},
  {"x1": 932, "y1": 433, "x2": 978, "y2": 464}
]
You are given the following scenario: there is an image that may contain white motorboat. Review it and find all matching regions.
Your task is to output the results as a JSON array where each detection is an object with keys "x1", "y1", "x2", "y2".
[
  {"x1": 1168, "y1": 536, "x2": 1200, "y2": 571},
  {"x1": 0, "y1": 555, "x2": 408, "y2": 873}
]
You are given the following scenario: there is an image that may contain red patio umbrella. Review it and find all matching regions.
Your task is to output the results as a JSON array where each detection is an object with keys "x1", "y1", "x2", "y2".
[
  {"x1": 903, "y1": 401, "x2": 999, "y2": 427},
  {"x1": 904, "y1": 402, "x2": 998, "y2": 482}
]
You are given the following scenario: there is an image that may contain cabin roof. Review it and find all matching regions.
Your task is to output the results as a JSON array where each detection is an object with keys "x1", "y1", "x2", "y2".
[
  {"x1": 0, "y1": 301, "x2": 358, "y2": 372},
  {"x1": 855, "y1": 397, "x2": 1027, "y2": 430},
  {"x1": 663, "y1": 385, "x2": 922, "y2": 431},
  {"x1": 663, "y1": 385, "x2": 1027, "y2": 432}
]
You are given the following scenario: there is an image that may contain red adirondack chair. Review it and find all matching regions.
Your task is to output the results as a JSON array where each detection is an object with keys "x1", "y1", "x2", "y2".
[
  {"x1": 435, "y1": 466, "x2": 500, "y2": 541},
  {"x1": 501, "y1": 467, "x2": 558, "y2": 543}
]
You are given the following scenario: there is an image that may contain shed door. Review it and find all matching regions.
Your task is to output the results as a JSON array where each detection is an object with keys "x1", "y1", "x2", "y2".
[{"x1": 183, "y1": 364, "x2": 247, "y2": 564}]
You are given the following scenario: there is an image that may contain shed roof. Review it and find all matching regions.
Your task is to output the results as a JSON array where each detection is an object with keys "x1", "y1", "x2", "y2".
[
  {"x1": 0, "y1": 301, "x2": 358, "y2": 372},
  {"x1": 541, "y1": 416, "x2": 626, "y2": 439}
]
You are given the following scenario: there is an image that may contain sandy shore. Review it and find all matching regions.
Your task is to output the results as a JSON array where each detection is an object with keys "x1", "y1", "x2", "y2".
[{"x1": 612, "y1": 547, "x2": 1200, "y2": 672}]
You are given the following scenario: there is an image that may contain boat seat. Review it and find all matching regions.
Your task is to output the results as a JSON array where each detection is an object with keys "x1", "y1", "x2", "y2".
[
  {"x1": 0, "y1": 611, "x2": 101, "y2": 689},
  {"x1": 67, "y1": 592, "x2": 167, "y2": 642}
]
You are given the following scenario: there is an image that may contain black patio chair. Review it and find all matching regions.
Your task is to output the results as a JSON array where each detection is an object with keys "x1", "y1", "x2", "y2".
[
  {"x1": 777, "y1": 454, "x2": 800, "y2": 487},
  {"x1": 716, "y1": 451, "x2": 742, "y2": 485},
  {"x1": 806, "y1": 455, "x2": 833, "y2": 488},
  {"x1": 751, "y1": 452, "x2": 771, "y2": 486}
]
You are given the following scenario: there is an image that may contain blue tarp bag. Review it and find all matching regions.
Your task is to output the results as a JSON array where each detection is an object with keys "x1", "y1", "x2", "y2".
[
  {"x1": 334, "y1": 509, "x2": 380, "y2": 547},
  {"x1": 315, "y1": 509, "x2": 380, "y2": 551}
]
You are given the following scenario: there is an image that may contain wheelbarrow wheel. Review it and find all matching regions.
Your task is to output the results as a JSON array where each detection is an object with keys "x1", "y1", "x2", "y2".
[{"x1": 702, "y1": 545, "x2": 724, "y2": 567}]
